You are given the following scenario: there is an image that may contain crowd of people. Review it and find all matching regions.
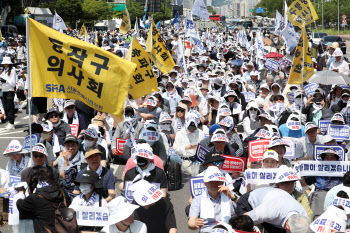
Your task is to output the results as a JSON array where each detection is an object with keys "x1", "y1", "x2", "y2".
[{"x1": 0, "y1": 18, "x2": 350, "y2": 233}]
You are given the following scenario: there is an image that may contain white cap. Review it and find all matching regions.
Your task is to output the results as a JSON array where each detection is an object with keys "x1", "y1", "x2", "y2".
[
  {"x1": 83, "y1": 127, "x2": 98, "y2": 139},
  {"x1": 41, "y1": 120, "x2": 53, "y2": 132},
  {"x1": 310, "y1": 205, "x2": 346, "y2": 233},
  {"x1": 211, "y1": 129, "x2": 229, "y2": 143},
  {"x1": 262, "y1": 150, "x2": 279, "y2": 161},
  {"x1": 107, "y1": 196, "x2": 140, "y2": 225},
  {"x1": 274, "y1": 165, "x2": 300, "y2": 183},
  {"x1": 135, "y1": 143, "x2": 154, "y2": 160},
  {"x1": 64, "y1": 100, "x2": 75, "y2": 109},
  {"x1": 159, "y1": 111, "x2": 172, "y2": 123},
  {"x1": 3, "y1": 140, "x2": 28, "y2": 156},
  {"x1": 204, "y1": 166, "x2": 226, "y2": 183},
  {"x1": 132, "y1": 179, "x2": 164, "y2": 206},
  {"x1": 32, "y1": 143, "x2": 48, "y2": 157}
]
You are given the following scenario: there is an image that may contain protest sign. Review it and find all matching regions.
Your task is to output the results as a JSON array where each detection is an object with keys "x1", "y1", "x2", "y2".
[
  {"x1": 283, "y1": 137, "x2": 295, "y2": 160},
  {"x1": 124, "y1": 181, "x2": 160, "y2": 202},
  {"x1": 189, "y1": 176, "x2": 206, "y2": 197},
  {"x1": 327, "y1": 124, "x2": 350, "y2": 141},
  {"x1": 304, "y1": 83, "x2": 318, "y2": 98},
  {"x1": 269, "y1": 103, "x2": 285, "y2": 112},
  {"x1": 313, "y1": 144, "x2": 346, "y2": 161},
  {"x1": 73, "y1": 206, "x2": 109, "y2": 227},
  {"x1": 221, "y1": 155, "x2": 246, "y2": 173},
  {"x1": 287, "y1": 0, "x2": 318, "y2": 27},
  {"x1": 248, "y1": 139, "x2": 270, "y2": 162},
  {"x1": 240, "y1": 168, "x2": 278, "y2": 194},
  {"x1": 263, "y1": 37, "x2": 273, "y2": 46},
  {"x1": 69, "y1": 124, "x2": 79, "y2": 137},
  {"x1": 294, "y1": 161, "x2": 350, "y2": 177},
  {"x1": 287, "y1": 92, "x2": 294, "y2": 103},
  {"x1": 242, "y1": 92, "x2": 256, "y2": 102},
  {"x1": 286, "y1": 121, "x2": 301, "y2": 130},
  {"x1": 23, "y1": 134, "x2": 39, "y2": 151},
  {"x1": 115, "y1": 138, "x2": 127, "y2": 155},
  {"x1": 265, "y1": 59, "x2": 280, "y2": 71},
  {"x1": 318, "y1": 119, "x2": 331, "y2": 135},
  {"x1": 29, "y1": 18, "x2": 136, "y2": 117},
  {"x1": 195, "y1": 144, "x2": 210, "y2": 162}
]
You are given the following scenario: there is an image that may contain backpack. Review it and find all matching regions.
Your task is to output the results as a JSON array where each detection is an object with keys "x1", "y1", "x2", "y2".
[
  {"x1": 167, "y1": 160, "x2": 182, "y2": 191},
  {"x1": 37, "y1": 190, "x2": 79, "y2": 233}
]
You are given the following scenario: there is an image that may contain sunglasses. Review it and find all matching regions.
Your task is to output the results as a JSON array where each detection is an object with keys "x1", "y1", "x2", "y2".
[
  {"x1": 49, "y1": 114, "x2": 59, "y2": 118},
  {"x1": 275, "y1": 98, "x2": 284, "y2": 101},
  {"x1": 176, "y1": 109, "x2": 185, "y2": 112},
  {"x1": 33, "y1": 153, "x2": 45, "y2": 159},
  {"x1": 212, "y1": 161, "x2": 223, "y2": 166},
  {"x1": 65, "y1": 106, "x2": 75, "y2": 110},
  {"x1": 162, "y1": 123, "x2": 171, "y2": 125}
]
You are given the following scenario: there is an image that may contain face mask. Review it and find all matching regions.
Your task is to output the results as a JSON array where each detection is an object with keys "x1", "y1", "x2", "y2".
[
  {"x1": 161, "y1": 124, "x2": 171, "y2": 131},
  {"x1": 136, "y1": 157, "x2": 148, "y2": 167},
  {"x1": 237, "y1": 83, "x2": 242, "y2": 89},
  {"x1": 42, "y1": 133, "x2": 51, "y2": 140},
  {"x1": 99, "y1": 128, "x2": 105, "y2": 136},
  {"x1": 295, "y1": 98, "x2": 302, "y2": 106},
  {"x1": 213, "y1": 84, "x2": 221, "y2": 90},
  {"x1": 84, "y1": 140, "x2": 95, "y2": 148},
  {"x1": 249, "y1": 110, "x2": 258, "y2": 121},
  {"x1": 80, "y1": 183, "x2": 92, "y2": 195},
  {"x1": 291, "y1": 89, "x2": 297, "y2": 93},
  {"x1": 162, "y1": 78, "x2": 168, "y2": 83}
]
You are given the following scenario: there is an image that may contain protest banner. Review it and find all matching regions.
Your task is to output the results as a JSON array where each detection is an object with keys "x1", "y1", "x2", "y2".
[
  {"x1": 269, "y1": 103, "x2": 286, "y2": 112},
  {"x1": 318, "y1": 119, "x2": 331, "y2": 135},
  {"x1": 313, "y1": 144, "x2": 346, "y2": 161},
  {"x1": 288, "y1": 27, "x2": 314, "y2": 85},
  {"x1": 287, "y1": 92, "x2": 294, "y2": 103},
  {"x1": 73, "y1": 206, "x2": 109, "y2": 227},
  {"x1": 115, "y1": 138, "x2": 127, "y2": 155},
  {"x1": 29, "y1": 18, "x2": 136, "y2": 117},
  {"x1": 126, "y1": 37, "x2": 158, "y2": 99},
  {"x1": 23, "y1": 134, "x2": 39, "y2": 151},
  {"x1": 242, "y1": 92, "x2": 256, "y2": 102},
  {"x1": 304, "y1": 83, "x2": 318, "y2": 98},
  {"x1": 294, "y1": 161, "x2": 350, "y2": 177},
  {"x1": 287, "y1": 0, "x2": 318, "y2": 27},
  {"x1": 146, "y1": 21, "x2": 175, "y2": 74},
  {"x1": 240, "y1": 168, "x2": 278, "y2": 194},
  {"x1": 124, "y1": 181, "x2": 160, "y2": 202},
  {"x1": 69, "y1": 124, "x2": 79, "y2": 137},
  {"x1": 221, "y1": 155, "x2": 246, "y2": 173},
  {"x1": 265, "y1": 59, "x2": 280, "y2": 71},
  {"x1": 286, "y1": 121, "x2": 301, "y2": 130},
  {"x1": 327, "y1": 124, "x2": 350, "y2": 141},
  {"x1": 248, "y1": 139, "x2": 270, "y2": 162},
  {"x1": 189, "y1": 176, "x2": 206, "y2": 198},
  {"x1": 119, "y1": 7, "x2": 131, "y2": 34},
  {"x1": 195, "y1": 144, "x2": 210, "y2": 162},
  {"x1": 283, "y1": 137, "x2": 295, "y2": 160}
]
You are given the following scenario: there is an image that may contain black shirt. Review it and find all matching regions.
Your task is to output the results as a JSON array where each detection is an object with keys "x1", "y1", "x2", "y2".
[
  {"x1": 134, "y1": 197, "x2": 177, "y2": 233},
  {"x1": 124, "y1": 166, "x2": 168, "y2": 189}
]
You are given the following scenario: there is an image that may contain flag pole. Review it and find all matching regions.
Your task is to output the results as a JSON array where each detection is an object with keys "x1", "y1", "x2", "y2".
[
  {"x1": 300, "y1": 21, "x2": 306, "y2": 120},
  {"x1": 26, "y1": 16, "x2": 33, "y2": 158}
]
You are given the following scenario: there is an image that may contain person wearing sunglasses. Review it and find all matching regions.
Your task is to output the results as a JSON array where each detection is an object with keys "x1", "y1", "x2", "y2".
[
  {"x1": 172, "y1": 102, "x2": 188, "y2": 135},
  {"x1": 44, "y1": 107, "x2": 71, "y2": 146},
  {"x1": 62, "y1": 100, "x2": 87, "y2": 141},
  {"x1": 3, "y1": 139, "x2": 30, "y2": 176}
]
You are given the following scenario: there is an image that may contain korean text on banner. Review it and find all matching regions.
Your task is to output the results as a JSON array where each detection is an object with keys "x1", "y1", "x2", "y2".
[
  {"x1": 221, "y1": 155, "x2": 246, "y2": 173},
  {"x1": 327, "y1": 124, "x2": 350, "y2": 141},
  {"x1": 265, "y1": 59, "x2": 280, "y2": 71},
  {"x1": 195, "y1": 144, "x2": 210, "y2": 162},
  {"x1": 126, "y1": 37, "x2": 158, "y2": 99},
  {"x1": 318, "y1": 119, "x2": 331, "y2": 135},
  {"x1": 29, "y1": 18, "x2": 136, "y2": 117},
  {"x1": 313, "y1": 144, "x2": 346, "y2": 161},
  {"x1": 73, "y1": 206, "x2": 109, "y2": 226},
  {"x1": 119, "y1": 7, "x2": 131, "y2": 34},
  {"x1": 294, "y1": 161, "x2": 350, "y2": 177},
  {"x1": 146, "y1": 21, "x2": 175, "y2": 74},
  {"x1": 115, "y1": 138, "x2": 127, "y2": 155},
  {"x1": 288, "y1": 27, "x2": 314, "y2": 85},
  {"x1": 287, "y1": 0, "x2": 319, "y2": 27},
  {"x1": 248, "y1": 139, "x2": 270, "y2": 162},
  {"x1": 79, "y1": 24, "x2": 86, "y2": 38},
  {"x1": 189, "y1": 176, "x2": 206, "y2": 198}
]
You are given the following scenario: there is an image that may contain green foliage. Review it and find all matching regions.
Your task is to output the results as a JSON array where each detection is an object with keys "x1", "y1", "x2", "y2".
[
  {"x1": 207, "y1": 6, "x2": 216, "y2": 15},
  {"x1": 3, "y1": 0, "x2": 22, "y2": 24},
  {"x1": 113, "y1": 0, "x2": 144, "y2": 26},
  {"x1": 152, "y1": 1, "x2": 172, "y2": 23},
  {"x1": 82, "y1": 0, "x2": 113, "y2": 23},
  {"x1": 252, "y1": 0, "x2": 293, "y2": 18}
]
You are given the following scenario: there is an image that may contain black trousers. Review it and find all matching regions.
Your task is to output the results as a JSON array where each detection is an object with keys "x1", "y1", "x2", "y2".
[{"x1": 3, "y1": 91, "x2": 15, "y2": 124}]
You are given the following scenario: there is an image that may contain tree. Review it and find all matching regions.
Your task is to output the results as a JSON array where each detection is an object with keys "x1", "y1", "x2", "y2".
[
  {"x1": 153, "y1": 0, "x2": 172, "y2": 23},
  {"x1": 2, "y1": 0, "x2": 22, "y2": 24},
  {"x1": 252, "y1": 0, "x2": 293, "y2": 18},
  {"x1": 82, "y1": 0, "x2": 112, "y2": 23},
  {"x1": 207, "y1": 6, "x2": 216, "y2": 15},
  {"x1": 113, "y1": 0, "x2": 144, "y2": 26}
]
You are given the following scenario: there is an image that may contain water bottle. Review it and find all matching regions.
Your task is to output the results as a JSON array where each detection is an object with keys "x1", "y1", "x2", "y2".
[{"x1": 191, "y1": 161, "x2": 200, "y2": 176}]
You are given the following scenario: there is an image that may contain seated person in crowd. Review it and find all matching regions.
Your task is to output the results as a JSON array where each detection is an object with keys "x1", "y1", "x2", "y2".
[
  {"x1": 40, "y1": 120, "x2": 59, "y2": 165},
  {"x1": 45, "y1": 107, "x2": 71, "y2": 145},
  {"x1": 79, "y1": 127, "x2": 107, "y2": 167},
  {"x1": 4, "y1": 140, "x2": 30, "y2": 176}
]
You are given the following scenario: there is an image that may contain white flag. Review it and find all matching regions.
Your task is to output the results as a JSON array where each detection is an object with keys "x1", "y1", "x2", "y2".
[
  {"x1": 191, "y1": 33, "x2": 206, "y2": 55},
  {"x1": 177, "y1": 37, "x2": 186, "y2": 70},
  {"x1": 134, "y1": 17, "x2": 140, "y2": 38},
  {"x1": 274, "y1": 10, "x2": 284, "y2": 36},
  {"x1": 281, "y1": 0, "x2": 299, "y2": 52},
  {"x1": 53, "y1": 11, "x2": 67, "y2": 31},
  {"x1": 186, "y1": 14, "x2": 197, "y2": 38},
  {"x1": 192, "y1": 0, "x2": 210, "y2": 20},
  {"x1": 139, "y1": 18, "x2": 145, "y2": 29},
  {"x1": 256, "y1": 30, "x2": 264, "y2": 59}
]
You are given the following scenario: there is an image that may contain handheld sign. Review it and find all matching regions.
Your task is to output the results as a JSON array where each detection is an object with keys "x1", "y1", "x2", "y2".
[
  {"x1": 287, "y1": 92, "x2": 294, "y2": 104},
  {"x1": 115, "y1": 138, "x2": 127, "y2": 155},
  {"x1": 304, "y1": 83, "x2": 318, "y2": 98},
  {"x1": 242, "y1": 92, "x2": 256, "y2": 102},
  {"x1": 286, "y1": 121, "x2": 301, "y2": 130},
  {"x1": 124, "y1": 181, "x2": 160, "y2": 202},
  {"x1": 221, "y1": 155, "x2": 246, "y2": 173},
  {"x1": 73, "y1": 206, "x2": 109, "y2": 227},
  {"x1": 318, "y1": 119, "x2": 331, "y2": 135},
  {"x1": 265, "y1": 59, "x2": 280, "y2": 71},
  {"x1": 294, "y1": 161, "x2": 350, "y2": 177},
  {"x1": 327, "y1": 124, "x2": 350, "y2": 141},
  {"x1": 248, "y1": 139, "x2": 270, "y2": 162},
  {"x1": 270, "y1": 103, "x2": 285, "y2": 112},
  {"x1": 195, "y1": 145, "x2": 210, "y2": 163},
  {"x1": 313, "y1": 144, "x2": 346, "y2": 161},
  {"x1": 69, "y1": 124, "x2": 79, "y2": 137},
  {"x1": 23, "y1": 134, "x2": 39, "y2": 151},
  {"x1": 283, "y1": 137, "x2": 295, "y2": 160},
  {"x1": 189, "y1": 176, "x2": 206, "y2": 198}
]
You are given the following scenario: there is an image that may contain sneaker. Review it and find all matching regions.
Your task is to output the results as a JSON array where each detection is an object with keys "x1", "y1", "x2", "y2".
[{"x1": 5, "y1": 124, "x2": 15, "y2": 130}]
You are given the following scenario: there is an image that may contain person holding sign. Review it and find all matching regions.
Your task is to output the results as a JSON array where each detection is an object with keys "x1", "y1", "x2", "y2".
[
  {"x1": 3, "y1": 140, "x2": 30, "y2": 176},
  {"x1": 274, "y1": 165, "x2": 313, "y2": 220},
  {"x1": 62, "y1": 100, "x2": 87, "y2": 140},
  {"x1": 267, "y1": 137, "x2": 292, "y2": 167},
  {"x1": 70, "y1": 170, "x2": 107, "y2": 232},
  {"x1": 44, "y1": 107, "x2": 72, "y2": 146},
  {"x1": 39, "y1": 120, "x2": 60, "y2": 165},
  {"x1": 279, "y1": 113, "x2": 305, "y2": 138},
  {"x1": 188, "y1": 166, "x2": 237, "y2": 232},
  {"x1": 302, "y1": 89, "x2": 328, "y2": 124},
  {"x1": 132, "y1": 180, "x2": 177, "y2": 233},
  {"x1": 101, "y1": 196, "x2": 147, "y2": 233}
]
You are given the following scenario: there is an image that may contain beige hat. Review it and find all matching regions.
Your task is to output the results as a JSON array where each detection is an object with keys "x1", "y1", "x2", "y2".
[
  {"x1": 200, "y1": 84, "x2": 209, "y2": 90},
  {"x1": 85, "y1": 148, "x2": 103, "y2": 158},
  {"x1": 330, "y1": 42, "x2": 339, "y2": 49}
]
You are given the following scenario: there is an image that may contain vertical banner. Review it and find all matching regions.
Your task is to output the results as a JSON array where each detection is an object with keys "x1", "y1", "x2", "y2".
[
  {"x1": 120, "y1": 7, "x2": 131, "y2": 34},
  {"x1": 287, "y1": 0, "x2": 319, "y2": 27}
]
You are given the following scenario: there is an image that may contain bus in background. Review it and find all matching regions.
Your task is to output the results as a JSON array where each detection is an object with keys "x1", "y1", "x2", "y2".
[{"x1": 209, "y1": 15, "x2": 226, "y2": 22}]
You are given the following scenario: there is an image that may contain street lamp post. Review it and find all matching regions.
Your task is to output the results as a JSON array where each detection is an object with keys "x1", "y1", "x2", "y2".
[
  {"x1": 322, "y1": 0, "x2": 324, "y2": 32},
  {"x1": 338, "y1": 0, "x2": 339, "y2": 36}
]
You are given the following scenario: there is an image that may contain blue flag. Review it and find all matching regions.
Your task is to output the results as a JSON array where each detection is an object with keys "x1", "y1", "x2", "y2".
[
  {"x1": 172, "y1": 12, "x2": 179, "y2": 25},
  {"x1": 156, "y1": 20, "x2": 161, "y2": 29}
]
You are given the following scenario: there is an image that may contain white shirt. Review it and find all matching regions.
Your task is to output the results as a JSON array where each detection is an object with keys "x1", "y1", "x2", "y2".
[
  {"x1": 101, "y1": 220, "x2": 147, "y2": 233},
  {"x1": 173, "y1": 128, "x2": 205, "y2": 158},
  {"x1": 70, "y1": 193, "x2": 107, "y2": 208},
  {"x1": 330, "y1": 58, "x2": 350, "y2": 76},
  {"x1": 0, "y1": 67, "x2": 17, "y2": 92}
]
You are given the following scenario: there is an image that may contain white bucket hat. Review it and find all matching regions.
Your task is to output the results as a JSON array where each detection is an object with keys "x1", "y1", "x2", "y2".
[
  {"x1": 3, "y1": 140, "x2": 28, "y2": 156},
  {"x1": 132, "y1": 179, "x2": 164, "y2": 206},
  {"x1": 1, "y1": 57, "x2": 13, "y2": 65},
  {"x1": 107, "y1": 196, "x2": 139, "y2": 225},
  {"x1": 274, "y1": 165, "x2": 300, "y2": 183}
]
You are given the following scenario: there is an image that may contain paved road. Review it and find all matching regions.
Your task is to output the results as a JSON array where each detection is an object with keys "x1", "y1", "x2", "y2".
[{"x1": 0, "y1": 110, "x2": 196, "y2": 233}]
